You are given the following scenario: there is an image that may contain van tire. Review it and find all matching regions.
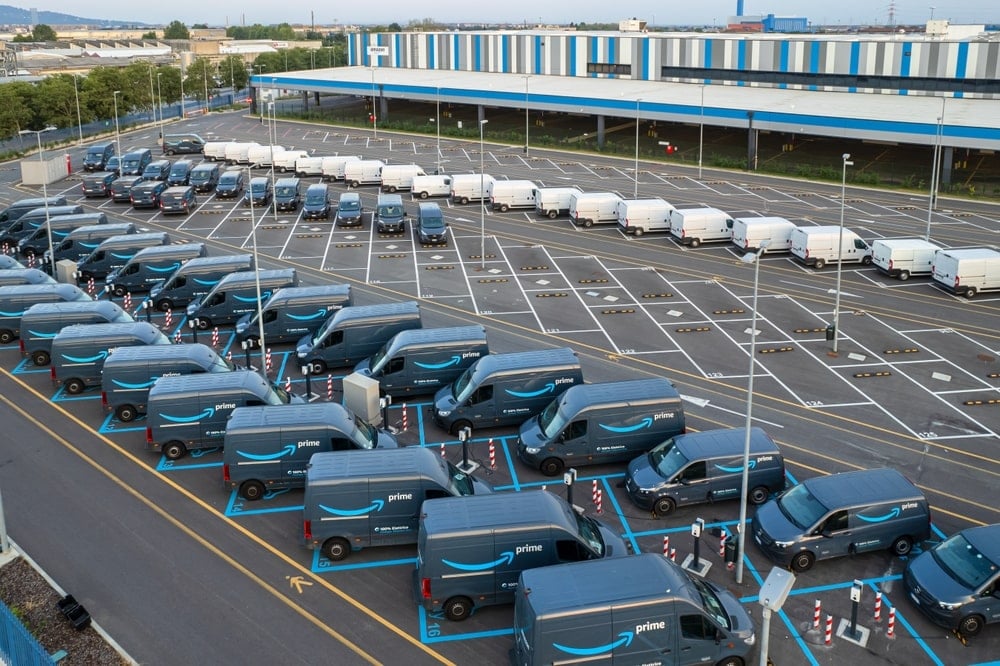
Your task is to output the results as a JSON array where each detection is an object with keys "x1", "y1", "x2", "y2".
[
  {"x1": 322, "y1": 537, "x2": 350, "y2": 561},
  {"x1": 419, "y1": 191, "x2": 429, "y2": 199},
  {"x1": 196, "y1": 318, "x2": 210, "y2": 330},
  {"x1": 64, "y1": 378, "x2": 86, "y2": 395},
  {"x1": 633, "y1": 227, "x2": 644, "y2": 237},
  {"x1": 715, "y1": 658, "x2": 744, "y2": 666},
  {"x1": 115, "y1": 404, "x2": 137, "y2": 422},
  {"x1": 310, "y1": 360, "x2": 328, "y2": 376},
  {"x1": 813, "y1": 258, "x2": 826, "y2": 269},
  {"x1": 689, "y1": 237, "x2": 702, "y2": 248},
  {"x1": 350, "y1": 180, "x2": 359, "y2": 188},
  {"x1": 749, "y1": 486, "x2": 770, "y2": 505},
  {"x1": 540, "y1": 458, "x2": 564, "y2": 477},
  {"x1": 0, "y1": 330, "x2": 12, "y2": 344},
  {"x1": 898, "y1": 270, "x2": 910, "y2": 281},
  {"x1": 965, "y1": 286, "x2": 978, "y2": 299},
  {"x1": 959, "y1": 614, "x2": 985, "y2": 636},
  {"x1": 156, "y1": 299, "x2": 173, "y2": 312},
  {"x1": 449, "y1": 420, "x2": 473, "y2": 437},
  {"x1": 31, "y1": 350, "x2": 50, "y2": 366},
  {"x1": 444, "y1": 596, "x2": 473, "y2": 622},
  {"x1": 861, "y1": 255, "x2": 873, "y2": 265},
  {"x1": 547, "y1": 210, "x2": 558, "y2": 219},
  {"x1": 653, "y1": 497, "x2": 676, "y2": 517},
  {"x1": 112, "y1": 284, "x2": 128, "y2": 297},
  {"x1": 459, "y1": 196, "x2": 469, "y2": 205},
  {"x1": 499, "y1": 204, "x2": 510, "y2": 213},
  {"x1": 583, "y1": 219, "x2": 593, "y2": 228},
  {"x1": 891, "y1": 535, "x2": 913, "y2": 557},
  {"x1": 791, "y1": 551, "x2": 815, "y2": 572},
  {"x1": 240, "y1": 480, "x2": 266, "y2": 501},
  {"x1": 387, "y1": 186, "x2": 397, "y2": 193},
  {"x1": 163, "y1": 441, "x2": 187, "y2": 460}
]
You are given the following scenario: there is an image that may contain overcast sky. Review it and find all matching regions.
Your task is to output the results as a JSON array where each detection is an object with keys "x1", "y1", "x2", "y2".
[{"x1": 37, "y1": 1, "x2": 998, "y2": 29}]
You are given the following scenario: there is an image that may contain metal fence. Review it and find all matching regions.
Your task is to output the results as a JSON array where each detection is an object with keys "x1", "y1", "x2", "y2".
[{"x1": 0, "y1": 599, "x2": 57, "y2": 666}]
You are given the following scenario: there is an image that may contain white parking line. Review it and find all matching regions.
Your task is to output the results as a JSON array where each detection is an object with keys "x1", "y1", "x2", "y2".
[{"x1": 492, "y1": 242, "x2": 545, "y2": 332}]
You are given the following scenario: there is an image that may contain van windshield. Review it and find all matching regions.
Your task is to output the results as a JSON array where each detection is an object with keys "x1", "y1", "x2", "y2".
[
  {"x1": 445, "y1": 461, "x2": 475, "y2": 496},
  {"x1": 451, "y1": 367, "x2": 474, "y2": 401},
  {"x1": 690, "y1": 577, "x2": 732, "y2": 630},
  {"x1": 574, "y1": 513, "x2": 605, "y2": 558},
  {"x1": 306, "y1": 193, "x2": 326, "y2": 205},
  {"x1": 367, "y1": 342, "x2": 390, "y2": 373},
  {"x1": 351, "y1": 415, "x2": 378, "y2": 449},
  {"x1": 931, "y1": 533, "x2": 998, "y2": 590},
  {"x1": 341, "y1": 199, "x2": 361, "y2": 212},
  {"x1": 537, "y1": 399, "x2": 568, "y2": 439},
  {"x1": 210, "y1": 356, "x2": 235, "y2": 372},
  {"x1": 776, "y1": 483, "x2": 828, "y2": 530},
  {"x1": 268, "y1": 383, "x2": 291, "y2": 405},
  {"x1": 377, "y1": 204, "x2": 400, "y2": 217},
  {"x1": 648, "y1": 438, "x2": 688, "y2": 480},
  {"x1": 276, "y1": 186, "x2": 297, "y2": 197}
]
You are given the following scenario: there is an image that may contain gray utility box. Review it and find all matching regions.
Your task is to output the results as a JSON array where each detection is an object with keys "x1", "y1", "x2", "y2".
[
  {"x1": 56, "y1": 259, "x2": 78, "y2": 284},
  {"x1": 343, "y1": 372, "x2": 381, "y2": 425}
]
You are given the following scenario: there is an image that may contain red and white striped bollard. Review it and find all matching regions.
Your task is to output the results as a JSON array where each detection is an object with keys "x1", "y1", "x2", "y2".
[
  {"x1": 669, "y1": 548, "x2": 676, "y2": 562},
  {"x1": 886, "y1": 607, "x2": 896, "y2": 638},
  {"x1": 212, "y1": 327, "x2": 220, "y2": 348},
  {"x1": 488, "y1": 439, "x2": 496, "y2": 469},
  {"x1": 440, "y1": 442, "x2": 446, "y2": 458},
  {"x1": 824, "y1": 615, "x2": 834, "y2": 646},
  {"x1": 595, "y1": 488, "x2": 603, "y2": 514},
  {"x1": 173, "y1": 329, "x2": 182, "y2": 344},
  {"x1": 285, "y1": 376, "x2": 291, "y2": 393},
  {"x1": 87, "y1": 277, "x2": 95, "y2": 295},
  {"x1": 719, "y1": 532, "x2": 726, "y2": 558},
  {"x1": 164, "y1": 308, "x2": 172, "y2": 329},
  {"x1": 663, "y1": 535, "x2": 670, "y2": 557},
  {"x1": 813, "y1": 599, "x2": 822, "y2": 630},
  {"x1": 401, "y1": 403, "x2": 408, "y2": 432},
  {"x1": 592, "y1": 480, "x2": 598, "y2": 504},
  {"x1": 326, "y1": 374, "x2": 333, "y2": 400},
  {"x1": 265, "y1": 348, "x2": 272, "y2": 373},
  {"x1": 123, "y1": 292, "x2": 132, "y2": 311},
  {"x1": 874, "y1": 591, "x2": 882, "y2": 623}
]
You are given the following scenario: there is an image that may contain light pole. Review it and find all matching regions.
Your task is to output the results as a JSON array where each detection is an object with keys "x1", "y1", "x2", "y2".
[
  {"x1": 736, "y1": 239, "x2": 770, "y2": 585},
  {"x1": 522, "y1": 75, "x2": 530, "y2": 156},
  {"x1": 73, "y1": 75, "x2": 83, "y2": 145},
  {"x1": 698, "y1": 84, "x2": 705, "y2": 179},
  {"x1": 832, "y1": 153, "x2": 853, "y2": 355},
  {"x1": 147, "y1": 64, "x2": 156, "y2": 125},
  {"x1": 112, "y1": 90, "x2": 122, "y2": 167},
  {"x1": 246, "y1": 167, "x2": 267, "y2": 378},
  {"x1": 180, "y1": 63, "x2": 186, "y2": 119},
  {"x1": 925, "y1": 97, "x2": 946, "y2": 241},
  {"x1": 19, "y1": 126, "x2": 58, "y2": 274},
  {"x1": 435, "y1": 86, "x2": 441, "y2": 174},
  {"x1": 203, "y1": 62, "x2": 210, "y2": 113},
  {"x1": 268, "y1": 101, "x2": 278, "y2": 222},
  {"x1": 479, "y1": 119, "x2": 488, "y2": 269},
  {"x1": 156, "y1": 72, "x2": 164, "y2": 141},
  {"x1": 257, "y1": 64, "x2": 266, "y2": 123},
  {"x1": 370, "y1": 67, "x2": 378, "y2": 139},
  {"x1": 634, "y1": 98, "x2": 642, "y2": 198}
]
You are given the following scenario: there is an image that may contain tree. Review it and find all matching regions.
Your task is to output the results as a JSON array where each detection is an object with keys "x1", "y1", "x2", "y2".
[
  {"x1": 0, "y1": 81, "x2": 35, "y2": 137},
  {"x1": 192, "y1": 23, "x2": 208, "y2": 29},
  {"x1": 121, "y1": 61, "x2": 158, "y2": 114},
  {"x1": 217, "y1": 55, "x2": 249, "y2": 91},
  {"x1": 34, "y1": 74, "x2": 81, "y2": 129},
  {"x1": 183, "y1": 57, "x2": 215, "y2": 102},
  {"x1": 32, "y1": 24, "x2": 57, "y2": 41},
  {"x1": 141, "y1": 30, "x2": 157, "y2": 39},
  {"x1": 163, "y1": 20, "x2": 190, "y2": 40},
  {"x1": 79, "y1": 67, "x2": 126, "y2": 122}
]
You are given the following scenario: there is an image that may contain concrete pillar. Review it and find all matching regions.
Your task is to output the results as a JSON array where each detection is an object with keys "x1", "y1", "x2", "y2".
[
  {"x1": 597, "y1": 115, "x2": 606, "y2": 149},
  {"x1": 941, "y1": 145, "x2": 954, "y2": 186},
  {"x1": 478, "y1": 105, "x2": 486, "y2": 123},
  {"x1": 379, "y1": 89, "x2": 388, "y2": 120},
  {"x1": 747, "y1": 111, "x2": 758, "y2": 171},
  {"x1": 302, "y1": 91, "x2": 309, "y2": 110}
]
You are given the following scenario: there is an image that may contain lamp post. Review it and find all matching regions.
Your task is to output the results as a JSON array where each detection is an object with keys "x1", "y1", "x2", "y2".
[
  {"x1": 268, "y1": 101, "x2": 278, "y2": 222},
  {"x1": 479, "y1": 119, "x2": 488, "y2": 269},
  {"x1": 147, "y1": 64, "x2": 156, "y2": 124},
  {"x1": 156, "y1": 72, "x2": 164, "y2": 141},
  {"x1": 522, "y1": 75, "x2": 530, "y2": 156},
  {"x1": 832, "y1": 153, "x2": 853, "y2": 355},
  {"x1": 112, "y1": 90, "x2": 122, "y2": 167},
  {"x1": 203, "y1": 62, "x2": 210, "y2": 113},
  {"x1": 245, "y1": 167, "x2": 267, "y2": 378},
  {"x1": 256, "y1": 64, "x2": 266, "y2": 123},
  {"x1": 179, "y1": 63, "x2": 186, "y2": 119},
  {"x1": 736, "y1": 239, "x2": 770, "y2": 585},
  {"x1": 634, "y1": 98, "x2": 642, "y2": 198},
  {"x1": 19, "y1": 126, "x2": 58, "y2": 274},
  {"x1": 698, "y1": 84, "x2": 705, "y2": 179},
  {"x1": 925, "y1": 97, "x2": 946, "y2": 241},
  {"x1": 73, "y1": 75, "x2": 83, "y2": 145},
  {"x1": 435, "y1": 86, "x2": 441, "y2": 174},
  {"x1": 370, "y1": 67, "x2": 378, "y2": 139}
]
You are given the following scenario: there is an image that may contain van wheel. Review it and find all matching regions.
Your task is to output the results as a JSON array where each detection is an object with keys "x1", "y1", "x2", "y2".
[
  {"x1": 388, "y1": 185, "x2": 397, "y2": 193},
  {"x1": 156, "y1": 299, "x2": 173, "y2": 312},
  {"x1": 715, "y1": 657, "x2": 744, "y2": 666},
  {"x1": 449, "y1": 420, "x2": 473, "y2": 436},
  {"x1": 115, "y1": 404, "x2": 137, "y2": 422},
  {"x1": 689, "y1": 237, "x2": 702, "y2": 248},
  {"x1": 583, "y1": 219, "x2": 593, "y2": 228},
  {"x1": 64, "y1": 378, "x2": 86, "y2": 395},
  {"x1": 240, "y1": 480, "x2": 266, "y2": 501},
  {"x1": 891, "y1": 535, "x2": 913, "y2": 557},
  {"x1": 749, "y1": 486, "x2": 770, "y2": 505},
  {"x1": 322, "y1": 537, "x2": 350, "y2": 561},
  {"x1": 813, "y1": 258, "x2": 826, "y2": 269},
  {"x1": 965, "y1": 286, "x2": 978, "y2": 299},
  {"x1": 196, "y1": 318, "x2": 210, "y2": 330},
  {"x1": 540, "y1": 458, "x2": 564, "y2": 477},
  {"x1": 459, "y1": 196, "x2": 469, "y2": 205},
  {"x1": 959, "y1": 614, "x2": 985, "y2": 637},
  {"x1": 31, "y1": 350, "x2": 50, "y2": 366},
  {"x1": 166, "y1": 149, "x2": 175, "y2": 156},
  {"x1": 861, "y1": 255, "x2": 873, "y2": 265},
  {"x1": 0, "y1": 330, "x2": 13, "y2": 344},
  {"x1": 547, "y1": 210, "x2": 558, "y2": 219},
  {"x1": 163, "y1": 441, "x2": 187, "y2": 460},
  {"x1": 633, "y1": 227, "x2": 644, "y2": 237},
  {"x1": 499, "y1": 204, "x2": 510, "y2": 213},
  {"x1": 309, "y1": 360, "x2": 328, "y2": 376},
  {"x1": 898, "y1": 270, "x2": 910, "y2": 281},
  {"x1": 350, "y1": 180, "x2": 359, "y2": 188},
  {"x1": 419, "y1": 191, "x2": 429, "y2": 199},
  {"x1": 653, "y1": 497, "x2": 676, "y2": 517},
  {"x1": 444, "y1": 596, "x2": 473, "y2": 622},
  {"x1": 791, "y1": 551, "x2": 815, "y2": 572},
  {"x1": 112, "y1": 284, "x2": 127, "y2": 297}
]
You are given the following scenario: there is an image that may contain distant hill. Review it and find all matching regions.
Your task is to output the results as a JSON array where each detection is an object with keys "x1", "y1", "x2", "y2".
[{"x1": 0, "y1": 4, "x2": 146, "y2": 27}]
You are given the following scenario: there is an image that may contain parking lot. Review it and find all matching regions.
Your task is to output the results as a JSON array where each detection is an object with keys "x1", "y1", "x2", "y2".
[{"x1": 1, "y1": 111, "x2": 998, "y2": 665}]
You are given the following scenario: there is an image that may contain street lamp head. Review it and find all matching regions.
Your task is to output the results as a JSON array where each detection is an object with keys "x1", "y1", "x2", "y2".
[
  {"x1": 480, "y1": 119, "x2": 489, "y2": 125},
  {"x1": 842, "y1": 153, "x2": 851, "y2": 161}
]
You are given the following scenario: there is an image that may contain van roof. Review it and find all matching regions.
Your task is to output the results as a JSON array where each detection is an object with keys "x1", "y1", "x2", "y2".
[
  {"x1": 191, "y1": 162, "x2": 219, "y2": 172},
  {"x1": 792, "y1": 225, "x2": 856, "y2": 236},
  {"x1": 571, "y1": 191, "x2": 618, "y2": 201},
  {"x1": 266, "y1": 284, "x2": 350, "y2": 305},
  {"x1": 384, "y1": 325, "x2": 486, "y2": 352},
  {"x1": 103, "y1": 342, "x2": 220, "y2": 367},
  {"x1": 734, "y1": 216, "x2": 795, "y2": 227},
  {"x1": 68, "y1": 223, "x2": 135, "y2": 238},
  {"x1": 305, "y1": 183, "x2": 328, "y2": 193},
  {"x1": 420, "y1": 490, "x2": 575, "y2": 534},
  {"x1": 0, "y1": 283, "x2": 87, "y2": 299},
  {"x1": 176, "y1": 254, "x2": 253, "y2": 270},
  {"x1": 228, "y1": 402, "x2": 354, "y2": 432},
  {"x1": 960, "y1": 524, "x2": 1000, "y2": 564},
  {"x1": 0, "y1": 268, "x2": 53, "y2": 283},
  {"x1": 43, "y1": 213, "x2": 106, "y2": 225},
  {"x1": 130, "y1": 242, "x2": 206, "y2": 260},
  {"x1": 214, "y1": 268, "x2": 296, "y2": 288},
  {"x1": 674, "y1": 427, "x2": 779, "y2": 458},
  {"x1": 21, "y1": 205, "x2": 84, "y2": 218},
  {"x1": 804, "y1": 468, "x2": 924, "y2": 508},
  {"x1": 327, "y1": 301, "x2": 420, "y2": 328},
  {"x1": 469, "y1": 347, "x2": 578, "y2": 378},
  {"x1": 556, "y1": 378, "x2": 678, "y2": 411},
  {"x1": 98, "y1": 232, "x2": 169, "y2": 247},
  {"x1": 52, "y1": 321, "x2": 164, "y2": 343},
  {"x1": 936, "y1": 247, "x2": 1000, "y2": 261},
  {"x1": 23, "y1": 300, "x2": 123, "y2": 318},
  {"x1": 275, "y1": 177, "x2": 300, "y2": 186},
  {"x1": 149, "y1": 369, "x2": 270, "y2": 398},
  {"x1": 519, "y1": 552, "x2": 697, "y2": 615},
  {"x1": 307, "y1": 446, "x2": 445, "y2": 482},
  {"x1": 871, "y1": 238, "x2": 940, "y2": 250}
]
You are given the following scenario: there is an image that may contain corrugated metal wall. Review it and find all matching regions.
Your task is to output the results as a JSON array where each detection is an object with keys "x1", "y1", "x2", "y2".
[{"x1": 349, "y1": 32, "x2": 1000, "y2": 97}]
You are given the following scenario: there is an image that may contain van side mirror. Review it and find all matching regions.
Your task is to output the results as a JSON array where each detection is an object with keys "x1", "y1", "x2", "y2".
[
  {"x1": 715, "y1": 629, "x2": 724, "y2": 644},
  {"x1": 820, "y1": 530, "x2": 832, "y2": 538}
]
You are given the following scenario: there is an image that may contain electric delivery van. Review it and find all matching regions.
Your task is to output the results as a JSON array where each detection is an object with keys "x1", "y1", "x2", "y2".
[
  {"x1": 235, "y1": 284, "x2": 352, "y2": 348},
  {"x1": 105, "y1": 242, "x2": 207, "y2": 296},
  {"x1": 19, "y1": 300, "x2": 131, "y2": 366},
  {"x1": 185, "y1": 268, "x2": 298, "y2": 328},
  {"x1": 0, "y1": 283, "x2": 91, "y2": 344},
  {"x1": 148, "y1": 254, "x2": 253, "y2": 311},
  {"x1": 74, "y1": 232, "x2": 171, "y2": 282},
  {"x1": 50, "y1": 321, "x2": 170, "y2": 394}
]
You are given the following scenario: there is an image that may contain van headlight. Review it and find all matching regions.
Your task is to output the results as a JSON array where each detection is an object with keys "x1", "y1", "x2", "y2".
[
  {"x1": 774, "y1": 540, "x2": 795, "y2": 548},
  {"x1": 523, "y1": 446, "x2": 541, "y2": 455},
  {"x1": 937, "y1": 601, "x2": 961, "y2": 611},
  {"x1": 744, "y1": 632, "x2": 756, "y2": 646},
  {"x1": 437, "y1": 409, "x2": 451, "y2": 417}
]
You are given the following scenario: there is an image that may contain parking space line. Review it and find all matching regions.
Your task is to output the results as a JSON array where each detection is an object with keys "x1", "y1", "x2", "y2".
[
  {"x1": 538, "y1": 246, "x2": 619, "y2": 350},
  {"x1": 491, "y1": 243, "x2": 546, "y2": 332},
  {"x1": 406, "y1": 224, "x2": 426, "y2": 298}
]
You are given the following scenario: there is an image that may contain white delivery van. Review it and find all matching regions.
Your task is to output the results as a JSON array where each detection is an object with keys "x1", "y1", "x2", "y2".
[
  {"x1": 294, "y1": 156, "x2": 325, "y2": 177},
  {"x1": 569, "y1": 192, "x2": 621, "y2": 227},
  {"x1": 668, "y1": 207, "x2": 735, "y2": 247},
  {"x1": 931, "y1": 247, "x2": 1000, "y2": 298},
  {"x1": 225, "y1": 142, "x2": 260, "y2": 165},
  {"x1": 489, "y1": 179, "x2": 538, "y2": 212},
  {"x1": 411, "y1": 175, "x2": 453, "y2": 199},
  {"x1": 731, "y1": 216, "x2": 797, "y2": 252},
  {"x1": 273, "y1": 149, "x2": 310, "y2": 173},
  {"x1": 247, "y1": 145, "x2": 286, "y2": 168},
  {"x1": 203, "y1": 141, "x2": 234, "y2": 162},
  {"x1": 344, "y1": 160, "x2": 385, "y2": 188},
  {"x1": 616, "y1": 198, "x2": 674, "y2": 236},
  {"x1": 320, "y1": 156, "x2": 361, "y2": 182},
  {"x1": 533, "y1": 186, "x2": 582, "y2": 219},
  {"x1": 871, "y1": 238, "x2": 941, "y2": 281},
  {"x1": 451, "y1": 173, "x2": 494, "y2": 204},
  {"x1": 380, "y1": 164, "x2": 427, "y2": 192},
  {"x1": 790, "y1": 226, "x2": 872, "y2": 268}
]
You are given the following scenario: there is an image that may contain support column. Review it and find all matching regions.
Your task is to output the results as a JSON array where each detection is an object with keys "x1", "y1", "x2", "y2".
[
  {"x1": 478, "y1": 104, "x2": 486, "y2": 123},
  {"x1": 747, "y1": 110, "x2": 758, "y2": 171},
  {"x1": 941, "y1": 145, "x2": 954, "y2": 186},
  {"x1": 302, "y1": 91, "x2": 309, "y2": 110},
  {"x1": 597, "y1": 115, "x2": 606, "y2": 149},
  {"x1": 379, "y1": 88, "x2": 388, "y2": 121}
]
